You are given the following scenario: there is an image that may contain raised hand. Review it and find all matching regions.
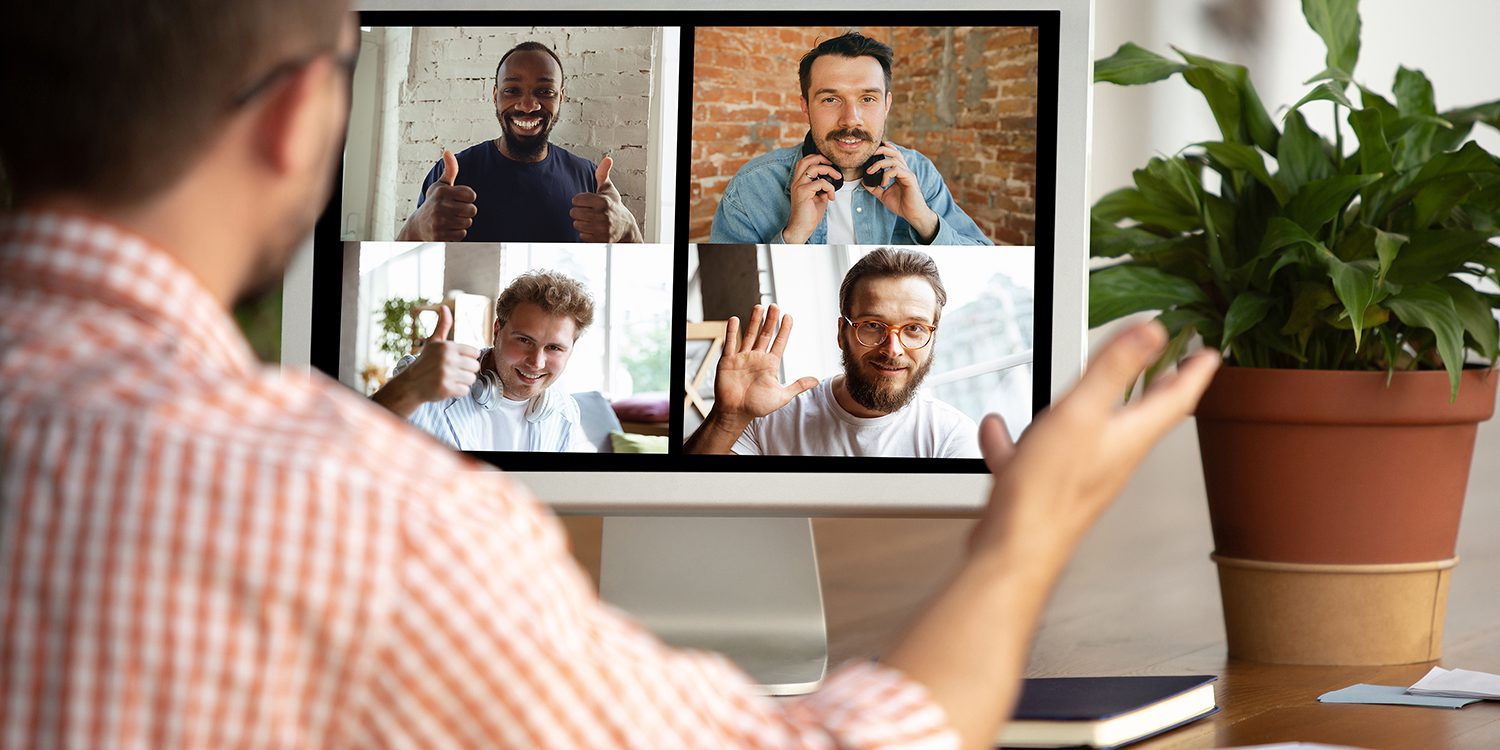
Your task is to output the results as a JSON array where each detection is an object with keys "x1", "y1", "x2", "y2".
[
  {"x1": 683, "y1": 303, "x2": 819, "y2": 454},
  {"x1": 397, "y1": 148, "x2": 478, "y2": 242},
  {"x1": 882, "y1": 322, "x2": 1219, "y2": 750},
  {"x1": 972, "y1": 321, "x2": 1221, "y2": 564},
  {"x1": 370, "y1": 305, "x2": 483, "y2": 419},
  {"x1": 714, "y1": 303, "x2": 819, "y2": 420},
  {"x1": 570, "y1": 155, "x2": 643, "y2": 243}
]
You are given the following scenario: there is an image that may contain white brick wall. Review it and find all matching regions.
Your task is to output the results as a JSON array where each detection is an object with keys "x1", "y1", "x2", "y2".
[{"x1": 389, "y1": 26, "x2": 658, "y2": 239}]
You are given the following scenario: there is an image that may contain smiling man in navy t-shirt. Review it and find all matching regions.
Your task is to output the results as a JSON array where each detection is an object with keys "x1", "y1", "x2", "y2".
[{"x1": 397, "y1": 41, "x2": 644, "y2": 244}]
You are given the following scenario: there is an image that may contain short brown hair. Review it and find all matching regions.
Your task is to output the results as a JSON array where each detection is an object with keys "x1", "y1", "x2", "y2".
[
  {"x1": 496, "y1": 270, "x2": 595, "y2": 339},
  {"x1": 0, "y1": 0, "x2": 350, "y2": 207},
  {"x1": 838, "y1": 248, "x2": 948, "y2": 324}
]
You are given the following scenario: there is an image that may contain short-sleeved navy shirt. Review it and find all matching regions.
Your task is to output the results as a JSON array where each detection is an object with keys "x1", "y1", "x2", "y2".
[{"x1": 416, "y1": 140, "x2": 597, "y2": 243}]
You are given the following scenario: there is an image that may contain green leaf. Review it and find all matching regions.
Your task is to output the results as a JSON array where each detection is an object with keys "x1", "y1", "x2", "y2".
[
  {"x1": 1303, "y1": 66, "x2": 1353, "y2": 86},
  {"x1": 1373, "y1": 228, "x2": 1409, "y2": 285},
  {"x1": 1092, "y1": 187, "x2": 1202, "y2": 234},
  {"x1": 1436, "y1": 277, "x2": 1500, "y2": 362},
  {"x1": 1090, "y1": 217, "x2": 1177, "y2": 259},
  {"x1": 1291, "y1": 80, "x2": 1356, "y2": 112},
  {"x1": 1440, "y1": 99, "x2": 1500, "y2": 132},
  {"x1": 1202, "y1": 141, "x2": 1291, "y2": 205},
  {"x1": 1133, "y1": 157, "x2": 1201, "y2": 217},
  {"x1": 1280, "y1": 282, "x2": 1339, "y2": 336},
  {"x1": 1277, "y1": 109, "x2": 1335, "y2": 194},
  {"x1": 1413, "y1": 174, "x2": 1481, "y2": 228},
  {"x1": 1159, "y1": 307, "x2": 1223, "y2": 343},
  {"x1": 1385, "y1": 284, "x2": 1467, "y2": 399},
  {"x1": 1089, "y1": 264, "x2": 1210, "y2": 329},
  {"x1": 1223, "y1": 292, "x2": 1274, "y2": 349},
  {"x1": 1176, "y1": 48, "x2": 1279, "y2": 155},
  {"x1": 1386, "y1": 230, "x2": 1500, "y2": 285},
  {"x1": 1285, "y1": 174, "x2": 1383, "y2": 232},
  {"x1": 1347, "y1": 107, "x2": 1394, "y2": 175},
  {"x1": 1393, "y1": 66, "x2": 1438, "y2": 117},
  {"x1": 1302, "y1": 0, "x2": 1361, "y2": 80},
  {"x1": 1321, "y1": 254, "x2": 1379, "y2": 350},
  {"x1": 1094, "y1": 42, "x2": 1188, "y2": 85}
]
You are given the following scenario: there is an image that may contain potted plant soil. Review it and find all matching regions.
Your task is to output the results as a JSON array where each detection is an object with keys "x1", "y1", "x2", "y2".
[{"x1": 1089, "y1": 0, "x2": 1500, "y2": 664}]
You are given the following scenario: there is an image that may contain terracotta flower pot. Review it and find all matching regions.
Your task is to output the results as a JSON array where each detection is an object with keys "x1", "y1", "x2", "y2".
[{"x1": 1194, "y1": 367, "x2": 1497, "y2": 665}]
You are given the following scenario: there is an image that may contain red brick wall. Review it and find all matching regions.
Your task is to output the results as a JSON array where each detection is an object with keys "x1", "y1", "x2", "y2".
[{"x1": 690, "y1": 26, "x2": 1039, "y2": 246}]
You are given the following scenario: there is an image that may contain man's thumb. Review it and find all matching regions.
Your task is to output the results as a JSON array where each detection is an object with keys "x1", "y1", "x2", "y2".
[
  {"x1": 426, "y1": 305, "x2": 452, "y2": 343},
  {"x1": 440, "y1": 149, "x2": 459, "y2": 186},
  {"x1": 594, "y1": 156, "x2": 613, "y2": 190}
]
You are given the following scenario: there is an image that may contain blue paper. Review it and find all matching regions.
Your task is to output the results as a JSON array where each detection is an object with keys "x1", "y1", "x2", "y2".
[{"x1": 1318, "y1": 684, "x2": 1479, "y2": 708}]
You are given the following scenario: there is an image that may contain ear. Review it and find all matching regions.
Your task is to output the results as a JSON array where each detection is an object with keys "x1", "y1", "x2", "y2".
[
  {"x1": 835, "y1": 317, "x2": 847, "y2": 352},
  {"x1": 884, "y1": 91, "x2": 893, "y2": 115},
  {"x1": 799, "y1": 96, "x2": 808, "y2": 116},
  {"x1": 251, "y1": 56, "x2": 337, "y2": 178},
  {"x1": 492, "y1": 84, "x2": 499, "y2": 105}
]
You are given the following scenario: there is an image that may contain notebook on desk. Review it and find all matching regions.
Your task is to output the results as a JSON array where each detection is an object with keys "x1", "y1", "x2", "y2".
[{"x1": 998, "y1": 675, "x2": 1219, "y2": 749}]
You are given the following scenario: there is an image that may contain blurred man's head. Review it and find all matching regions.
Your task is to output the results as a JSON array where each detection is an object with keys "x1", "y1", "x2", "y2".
[
  {"x1": 491, "y1": 270, "x2": 595, "y2": 401},
  {"x1": 0, "y1": 0, "x2": 356, "y2": 305},
  {"x1": 493, "y1": 42, "x2": 565, "y2": 161},
  {"x1": 836, "y1": 248, "x2": 947, "y2": 414}
]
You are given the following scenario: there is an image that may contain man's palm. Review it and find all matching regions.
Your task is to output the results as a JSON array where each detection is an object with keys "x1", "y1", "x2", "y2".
[
  {"x1": 715, "y1": 349, "x2": 803, "y2": 418},
  {"x1": 712, "y1": 304, "x2": 818, "y2": 421}
]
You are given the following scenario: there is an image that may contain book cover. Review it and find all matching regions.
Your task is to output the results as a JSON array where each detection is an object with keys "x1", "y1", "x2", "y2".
[{"x1": 998, "y1": 675, "x2": 1218, "y2": 749}]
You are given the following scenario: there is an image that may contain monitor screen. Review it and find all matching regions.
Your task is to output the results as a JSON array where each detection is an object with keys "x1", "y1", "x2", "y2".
[{"x1": 304, "y1": 6, "x2": 1091, "y2": 513}]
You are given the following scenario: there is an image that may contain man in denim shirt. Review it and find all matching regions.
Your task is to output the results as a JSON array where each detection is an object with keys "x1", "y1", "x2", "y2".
[{"x1": 710, "y1": 32, "x2": 991, "y2": 246}]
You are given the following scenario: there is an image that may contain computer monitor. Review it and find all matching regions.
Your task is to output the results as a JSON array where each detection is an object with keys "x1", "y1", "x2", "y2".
[{"x1": 287, "y1": 0, "x2": 1094, "y2": 694}]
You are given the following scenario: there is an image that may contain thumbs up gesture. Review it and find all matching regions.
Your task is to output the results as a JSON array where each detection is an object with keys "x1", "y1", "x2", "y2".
[
  {"x1": 370, "y1": 305, "x2": 483, "y2": 419},
  {"x1": 397, "y1": 148, "x2": 479, "y2": 243},
  {"x1": 570, "y1": 155, "x2": 644, "y2": 243}
]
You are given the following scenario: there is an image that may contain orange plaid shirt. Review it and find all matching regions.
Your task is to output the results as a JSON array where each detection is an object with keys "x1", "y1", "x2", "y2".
[{"x1": 0, "y1": 211, "x2": 957, "y2": 749}]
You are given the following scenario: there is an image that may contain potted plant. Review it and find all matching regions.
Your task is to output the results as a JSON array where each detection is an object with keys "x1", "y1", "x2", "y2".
[{"x1": 1089, "y1": 0, "x2": 1500, "y2": 665}]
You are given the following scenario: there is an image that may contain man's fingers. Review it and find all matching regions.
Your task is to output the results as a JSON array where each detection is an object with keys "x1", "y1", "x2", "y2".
[
  {"x1": 755, "y1": 304, "x2": 781, "y2": 351},
  {"x1": 742, "y1": 305, "x2": 767, "y2": 351},
  {"x1": 724, "y1": 315, "x2": 742, "y2": 355},
  {"x1": 769, "y1": 313, "x2": 795, "y2": 358},
  {"x1": 1069, "y1": 322, "x2": 1169, "y2": 411},
  {"x1": 440, "y1": 148, "x2": 458, "y2": 186},
  {"x1": 1120, "y1": 349, "x2": 1221, "y2": 438},
  {"x1": 427, "y1": 305, "x2": 452, "y2": 343},
  {"x1": 454, "y1": 343, "x2": 481, "y2": 360},
  {"x1": 786, "y1": 375, "x2": 819, "y2": 399},
  {"x1": 978, "y1": 414, "x2": 1017, "y2": 475},
  {"x1": 571, "y1": 193, "x2": 608, "y2": 210},
  {"x1": 595, "y1": 155, "x2": 613, "y2": 190}
]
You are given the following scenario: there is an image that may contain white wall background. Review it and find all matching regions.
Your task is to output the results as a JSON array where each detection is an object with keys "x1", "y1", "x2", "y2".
[{"x1": 1091, "y1": 0, "x2": 1500, "y2": 207}]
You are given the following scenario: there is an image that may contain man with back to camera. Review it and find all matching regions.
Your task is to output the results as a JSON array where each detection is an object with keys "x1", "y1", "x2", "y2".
[
  {"x1": 684, "y1": 248, "x2": 980, "y2": 457},
  {"x1": 397, "y1": 40, "x2": 644, "y2": 244},
  {"x1": 0, "y1": 1, "x2": 1221, "y2": 747},
  {"x1": 369, "y1": 270, "x2": 597, "y2": 452},
  {"x1": 710, "y1": 31, "x2": 992, "y2": 246}
]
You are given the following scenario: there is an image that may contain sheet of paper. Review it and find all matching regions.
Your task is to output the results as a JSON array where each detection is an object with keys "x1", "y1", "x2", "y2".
[
  {"x1": 1318, "y1": 683, "x2": 1479, "y2": 708},
  {"x1": 1407, "y1": 666, "x2": 1500, "y2": 699},
  {"x1": 1218, "y1": 744, "x2": 1374, "y2": 750}
]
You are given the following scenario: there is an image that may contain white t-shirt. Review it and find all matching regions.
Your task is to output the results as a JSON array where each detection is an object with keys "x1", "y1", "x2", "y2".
[
  {"x1": 825, "y1": 182, "x2": 860, "y2": 244},
  {"x1": 731, "y1": 377, "x2": 980, "y2": 458},
  {"x1": 406, "y1": 387, "x2": 595, "y2": 453}
]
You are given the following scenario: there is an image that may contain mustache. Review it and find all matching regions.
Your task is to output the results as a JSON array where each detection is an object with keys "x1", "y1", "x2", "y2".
[
  {"x1": 864, "y1": 355, "x2": 911, "y2": 370},
  {"x1": 825, "y1": 128, "x2": 874, "y2": 143}
]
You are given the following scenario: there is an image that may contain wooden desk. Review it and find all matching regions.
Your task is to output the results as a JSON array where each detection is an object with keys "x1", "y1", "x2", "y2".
[
  {"x1": 811, "y1": 418, "x2": 1500, "y2": 749},
  {"x1": 560, "y1": 419, "x2": 1500, "y2": 747}
]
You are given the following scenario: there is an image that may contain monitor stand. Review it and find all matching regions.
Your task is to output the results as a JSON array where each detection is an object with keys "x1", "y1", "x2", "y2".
[{"x1": 598, "y1": 516, "x2": 828, "y2": 696}]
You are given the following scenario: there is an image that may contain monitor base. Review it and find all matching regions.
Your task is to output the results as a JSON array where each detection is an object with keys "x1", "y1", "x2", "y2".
[{"x1": 599, "y1": 516, "x2": 828, "y2": 696}]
